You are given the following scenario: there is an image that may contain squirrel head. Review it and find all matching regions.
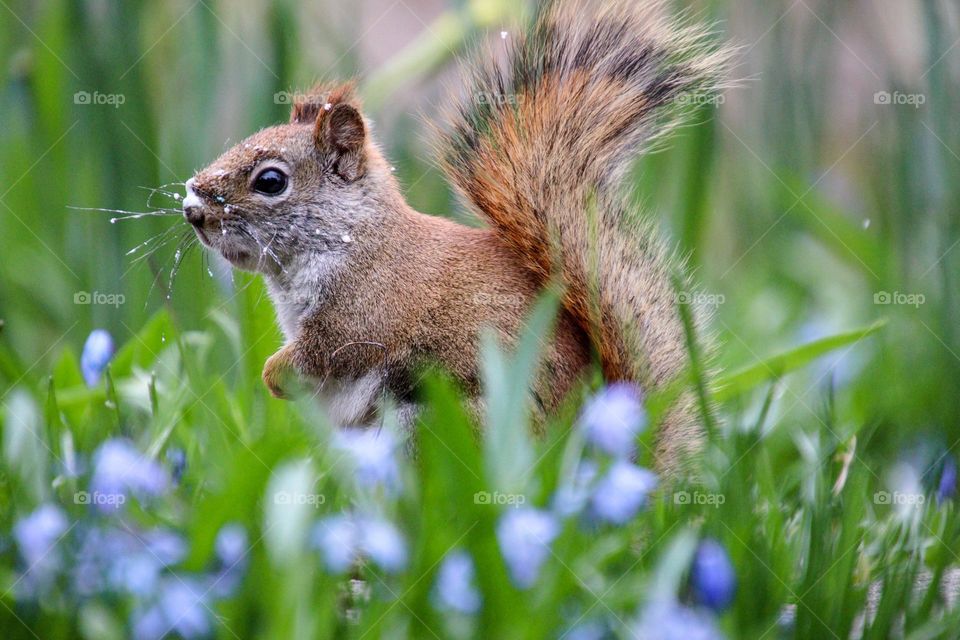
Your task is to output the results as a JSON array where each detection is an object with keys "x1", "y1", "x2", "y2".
[{"x1": 183, "y1": 82, "x2": 391, "y2": 274}]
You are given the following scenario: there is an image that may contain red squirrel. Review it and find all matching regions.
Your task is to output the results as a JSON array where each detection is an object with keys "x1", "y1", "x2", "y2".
[{"x1": 181, "y1": 0, "x2": 728, "y2": 472}]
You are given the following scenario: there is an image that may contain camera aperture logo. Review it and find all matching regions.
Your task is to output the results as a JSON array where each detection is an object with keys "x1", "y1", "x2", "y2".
[
  {"x1": 74, "y1": 91, "x2": 126, "y2": 109},
  {"x1": 474, "y1": 490, "x2": 526, "y2": 507},
  {"x1": 75, "y1": 291, "x2": 125, "y2": 308}
]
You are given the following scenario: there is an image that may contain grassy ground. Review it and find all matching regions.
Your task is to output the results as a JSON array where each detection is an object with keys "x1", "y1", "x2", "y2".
[{"x1": 1, "y1": 0, "x2": 959, "y2": 638}]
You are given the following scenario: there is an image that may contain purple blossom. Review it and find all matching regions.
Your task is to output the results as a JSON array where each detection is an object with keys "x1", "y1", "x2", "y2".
[
  {"x1": 313, "y1": 514, "x2": 358, "y2": 573},
  {"x1": 589, "y1": 461, "x2": 658, "y2": 524},
  {"x1": 130, "y1": 578, "x2": 211, "y2": 640},
  {"x1": 14, "y1": 504, "x2": 69, "y2": 567},
  {"x1": 360, "y1": 518, "x2": 408, "y2": 573},
  {"x1": 90, "y1": 439, "x2": 169, "y2": 511},
  {"x1": 938, "y1": 457, "x2": 957, "y2": 504},
  {"x1": 496, "y1": 508, "x2": 560, "y2": 589},
  {"x1": 579, "y1": 383, "x2": 646, "y2": 457},
  {"x1": 552, "y1": 460, "x2": 599, "y2": 518},
  {"x1": 108, "y1": 553, "x2": 161, "y2": 597},
  {"x1": 81, "y1": 329, "x2": 115, "y2": 387},
  {"x1": 72, "y1": 526, "x2": 184, "y2": 597},
  {"x1": 434, "y1": 550, "x2": 481, "y2": 614},
  {"x1": 691, "y1": 538, "x2": 737, "y2": 612},
  {"x1": 634, "y1": 598, "x2": 725, "y2": 640},
  {"x1": 158, "y1": 578, "x2": 211, "y2": 638},
  {"x1": 332, "y1": 428, "x2": 401, "y2": 493},
  {"x1": 312, "y1": 513, "x2": 407, "y2": 574},
  {"x1": 215, "y1": 523, "x2": 249, "y2": 567},
  {"x1": 13, "y1": 504, "x2": 70, "y2": 594}
]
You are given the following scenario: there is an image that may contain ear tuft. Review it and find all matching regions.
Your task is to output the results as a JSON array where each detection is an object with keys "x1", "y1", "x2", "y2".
[
  {"x1": 316, "y1": 102, "x2": 367, "y2": 182},
  {"x1": 289, "y1": 81, "x2": 359, "y2": 124}
]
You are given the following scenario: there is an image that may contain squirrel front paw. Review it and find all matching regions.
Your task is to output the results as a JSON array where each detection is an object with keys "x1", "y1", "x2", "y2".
[{"x1": 262, "y1": 345, "x2": 298, "y2": 399}]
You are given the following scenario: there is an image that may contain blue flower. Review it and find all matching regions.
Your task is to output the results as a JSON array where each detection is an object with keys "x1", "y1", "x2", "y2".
[
  {"x1": 143, "y1": 528, "x2": 188, "y2": 566},
  {"x1": 210, "y1": 523, "x2": 249, "y2": 597},
  {"x1": 937, "y1": 457, "x2": 957, "y2": 504},
  {"x1": 312, "y1": 513, "x2": 408, "y2": 574},
  {"x1": 14, "y1": 503, "x2": 69, "y2": 567},
  {"x1": 131, "y1": 578, "x2": 211, "y2": 640},
  {"x1": 313, "y1": 514, "x2": 358, "y2": 573},
  {"x1": 215, "y1": 523, "x2": 249, "y2": 567},
  {"x1": 81, "y1": 329, "x2": 115, "y2": 387},
  {"x1": 158, "y1": 578, "x2": 211, "y2": 639},
  {"x1": 634, "y1": 598, "x2": 725, "y2": 640},
  {"x1": 13, "y1": 504, "x2": 69, "y2": 595},
  {"x1": 579, "y1": 383, "x2": 646, "y2": 457},
  {"x1": 563, "y1": 619, "x2": 608, "y2": 640},
  {"x1": 166, "y1": 448, "x2": 187, "y2": 483},
  {"x1": 552, "y1": 460, "x2": 599, "y2": 518},
  {"x1": 332, "y1": 428, "x2": 401, "y2": 493},
  {"x1": 90, "y1": 439, "x2": 169, "y2": 511},
  {"x1": 496, "y1": 508, "x2": 560, "y2": 589},
  {"x1": 434, "y1": 550, "x2": 481, "y2": 614},
  {"x1": 108, "y1": 553, "x2": 161, "y2": 597},
  {"x1": 359, "y1": 517, "x2": 408, "y2": 573},
  {"x1": 691, "y1": 538, "x2": 737, "y2": 612},
  {"x1": 589, "y1": 461, "x2": 658, "y2": 524}
]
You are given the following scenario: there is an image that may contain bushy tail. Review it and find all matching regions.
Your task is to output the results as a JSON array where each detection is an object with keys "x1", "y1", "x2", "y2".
[{"x1": 441, "y1": 0, "x2": 729, "y2": 470}]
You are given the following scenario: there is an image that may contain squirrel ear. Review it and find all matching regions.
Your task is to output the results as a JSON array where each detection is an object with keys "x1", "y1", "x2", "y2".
[{"x1": 316, "y1": 103, "x2": 366, "y2": 182}]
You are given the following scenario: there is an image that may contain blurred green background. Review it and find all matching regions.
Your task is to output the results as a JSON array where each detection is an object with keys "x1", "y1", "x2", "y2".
[{"x1": 0, "y1": 0, "x2": 957, "y2": 459}]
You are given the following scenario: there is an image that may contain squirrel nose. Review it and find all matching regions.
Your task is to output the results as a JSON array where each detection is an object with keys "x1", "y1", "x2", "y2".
[{"x1": 183, "y1": 178, "x2": 206, "y2": 226}]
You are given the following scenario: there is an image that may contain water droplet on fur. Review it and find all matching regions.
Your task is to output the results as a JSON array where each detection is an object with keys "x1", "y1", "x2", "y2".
[
  {"x1": 341, "y1": 234, "x2": 352, "y2": 243},
  {"x1": 221, "y1": 228, "x2": 227, "y2": 235},
  {"x1": 216, "y1": 196, "x2": 225, "y2": 203},
  {"x1": 390, "y1": 166, "x2": 397, "y2": 172},
  {"x1": 224, "y1": 205, "x2": 232, "y2": 213},
  {"x1": 315, "y1": 229, "x2": 321, "y2": 235},
  {"x1": 323, "y1": 103, "x2": 333, "y2": 111},
  {"x1": 501, "y1": 31, "x2": 508, "y2": 40}
]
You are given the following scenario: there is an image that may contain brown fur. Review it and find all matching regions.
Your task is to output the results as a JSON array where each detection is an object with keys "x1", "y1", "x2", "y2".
[{"x1": 184, "y1": 0, "x2": 728, "y2": 472}]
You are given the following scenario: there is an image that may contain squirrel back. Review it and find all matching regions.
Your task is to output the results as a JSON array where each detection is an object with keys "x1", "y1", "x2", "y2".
[{"x1": 441, "y1": 0, "x2": 729, "y2": 469}]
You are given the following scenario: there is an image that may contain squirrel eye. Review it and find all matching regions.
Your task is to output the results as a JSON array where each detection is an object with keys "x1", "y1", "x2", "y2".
[{"x1": 252, "y1": 168, "x2": 288, "y2": 195}]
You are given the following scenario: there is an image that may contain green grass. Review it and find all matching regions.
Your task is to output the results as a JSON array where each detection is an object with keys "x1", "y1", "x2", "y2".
[{"x1": 2, "y1": 0, "x2": 960, "y2": 638}]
